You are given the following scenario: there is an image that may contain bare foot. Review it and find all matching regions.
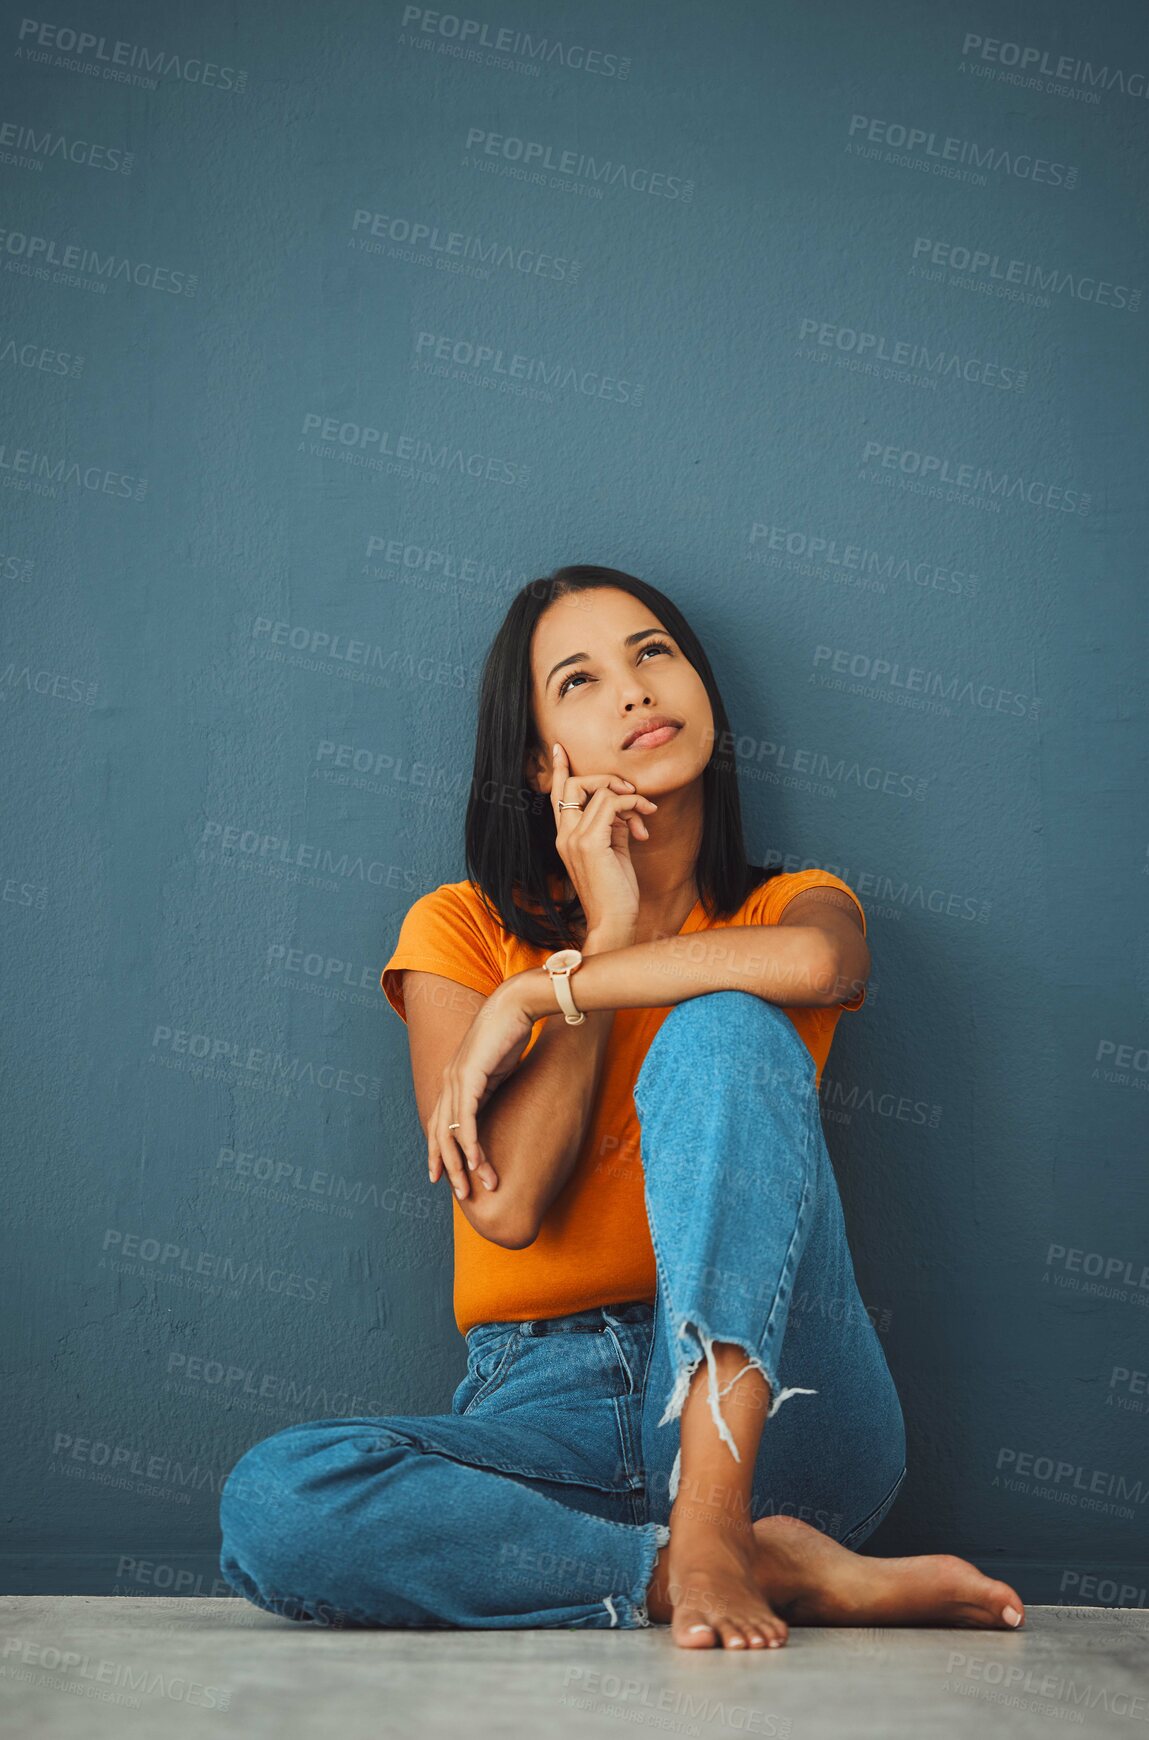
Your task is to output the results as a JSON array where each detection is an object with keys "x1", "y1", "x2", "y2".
[
  {"x1": 751, "y1": 1515, "x2": 1027, "y2": 1631},
  {"x1": 647, "y1": 1506, "x2": 789, "y2": 1651},
  {"x1": 647, "y1": 1514, "x2": 1026, "y2": 1647}
]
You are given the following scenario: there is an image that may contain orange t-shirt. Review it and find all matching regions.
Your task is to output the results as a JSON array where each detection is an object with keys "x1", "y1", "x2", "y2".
[{"x1": 380, "y1": 868, "x2": 866, "y2": 1334}]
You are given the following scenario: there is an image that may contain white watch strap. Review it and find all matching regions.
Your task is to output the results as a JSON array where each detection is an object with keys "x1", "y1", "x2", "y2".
[{"x1": 544, "y1": 950, "x2": 586, "y2": 1024}]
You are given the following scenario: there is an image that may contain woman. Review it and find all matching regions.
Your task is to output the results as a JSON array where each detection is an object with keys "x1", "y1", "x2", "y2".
[{"x1": 218, "y1": 565, "x2": 1026, "y2": 1649}]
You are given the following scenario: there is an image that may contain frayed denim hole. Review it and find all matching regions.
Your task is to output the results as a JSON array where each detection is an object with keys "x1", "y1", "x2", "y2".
[{"x1": 656, "y1": 1316, "x2": 817, "y2": 1505}]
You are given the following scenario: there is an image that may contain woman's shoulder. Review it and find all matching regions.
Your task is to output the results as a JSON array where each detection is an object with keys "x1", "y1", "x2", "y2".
[
  {"x1": 408, "y1": 878, "x2": 499, "y2": 927},
  {"x1": 733, "y1": 866, "x2": 865, "y2": 932},
  {"x1": 404, "y1": 873, "x2": 582, "y2": 962},
  {"x1": 409, "y1": 877, "x2": 545, "y2": 940}
]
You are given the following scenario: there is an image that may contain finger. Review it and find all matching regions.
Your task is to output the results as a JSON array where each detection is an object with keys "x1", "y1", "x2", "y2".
[
  {"x1": 437, "y1": 1120, "x2": 472, "y2": 1200},
  {"x1": 583, "y1": 785, "x2": 657, "y2": 810},
  {"x1": 458, "y1": 1097, "x2": 498, "y2": 1189},
  {"x1": 575, "y1": 790, "x2": 646, "y2": 843},
  {"x1": 581, "y1": 788, "x2": 658, "y2": 828},
  {"x1": 551, "y1": 741, "x2": 636, "y2": 806},
  {"x1": 554, "y1": 780, "x2": 639, "y2": 824},
  {"x1": 565, "y1": 774, "x2": 640, "y2": 799},
  {"x1": 460, "y1": 1117, "x2": 486, "y2": 1173},
  {"x1": 427, "y1": 1099, "x2": 443, "y2": 1182},
  {"x1": 549, "y1": 741, "x2": 568, "y2": 822}
]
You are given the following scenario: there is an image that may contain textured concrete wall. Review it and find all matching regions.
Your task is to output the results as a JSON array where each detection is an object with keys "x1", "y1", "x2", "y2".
[{"x1": 3, "y1": 0, "x2": 1146, "y2": 1602}]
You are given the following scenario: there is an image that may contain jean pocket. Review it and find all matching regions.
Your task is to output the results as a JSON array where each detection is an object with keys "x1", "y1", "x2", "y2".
[{"x1": 458, "y1": 1324, "x2": 522, "y2": 1411}]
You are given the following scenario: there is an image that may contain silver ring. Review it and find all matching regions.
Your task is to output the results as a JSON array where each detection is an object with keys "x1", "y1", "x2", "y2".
[
  {"x1": 447, "y1": 1122, "x2": 461, "y2": 1131},
  {"x1": 557, "y1": 799, "x2": 584, "y2": 810}
]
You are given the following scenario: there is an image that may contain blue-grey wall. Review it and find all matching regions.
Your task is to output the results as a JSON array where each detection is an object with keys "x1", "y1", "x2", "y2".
[{"x1": 3, "y1": 0, "x2": 1146, "y2": 1606}]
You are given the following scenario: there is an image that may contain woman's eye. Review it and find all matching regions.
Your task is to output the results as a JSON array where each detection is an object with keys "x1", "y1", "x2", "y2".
[{"x1": 557, "y1": 640, "x2": 671, "y2": 699}]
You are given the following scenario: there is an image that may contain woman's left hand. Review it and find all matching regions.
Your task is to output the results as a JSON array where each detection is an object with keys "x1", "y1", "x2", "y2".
[{"x1": 427, "y1": 979, "x2": 540, "y2": 1199}]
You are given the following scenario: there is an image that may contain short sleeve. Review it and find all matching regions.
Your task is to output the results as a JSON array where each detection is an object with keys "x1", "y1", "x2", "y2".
[
  {"x1": 380, "y1": 883, "x2": 504, "y2": 1024},
  {"x1": 747, "y1": 869, "x2": 867, "y2": 1012}
]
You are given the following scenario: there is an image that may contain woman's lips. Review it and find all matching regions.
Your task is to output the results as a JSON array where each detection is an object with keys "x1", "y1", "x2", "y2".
[{"x1": 626, "y1": 723, "x2": 680, "y2": 750}]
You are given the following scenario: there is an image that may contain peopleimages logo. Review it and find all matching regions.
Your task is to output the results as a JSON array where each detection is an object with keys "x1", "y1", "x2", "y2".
[
  {"x1": 299, "y1": 411, "x2": 529, "y2": 487},
  {"x1": 0, "y1": 225, "x2": 197, "y2": 295},
  {"x1": 811, "y1": 644, "x2": 1039, "y2": 722},
  {"x1": 911, "y1": 236, "x2": 1140, "y2": 312},
  {"x1": 797, "y1": 317, "x2": 1026, "y2": 392},
  {"x1": 847, "y1": 113, "x2": 1078, "y2": 189},
  {"x1": 15, "y1": 18, "x2": 247, "y2": 91},
  {"x1": 750, "y1": 522, "x2": 981, "y2": 598},
  {"x1": 0, "y1": 118, "x2": 133, "y2": 173},
  {"x1": 350, "y1": 207, "x2": 580, "y2": 283},
  {"x1": 413, "y1": 329, "x2": 644, "y2": 405},
  {"x1": 399, "y1": 7, "x2": 630, "y2": 79},
  {"x1": 0, "y1": 439, "x2": 145, "y2": 500},
  {"x1": 859, "y1": 440, "x2": 1090, "y2": 515},
  {"x1": 462, "y1": 128, "x2": 693, "y2": 200},
  {"x1": 960, "y1": 32, "x2": 1149, "y2": 102},
  {"x1": 994, "y1": 1447, "x2": 1149, "y2": 1509}
]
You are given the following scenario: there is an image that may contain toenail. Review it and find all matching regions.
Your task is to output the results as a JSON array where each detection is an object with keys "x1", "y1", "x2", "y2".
[
  {"x1": 687, "y1": 1624, "x2": 713, "y2": 1634},
  {"x1": 768, "y1": 1638, "x2": 783, "y2": 1648},
  {"x1": 1002, "y1": 1605, "x2": 1022, "y2": 1627}
]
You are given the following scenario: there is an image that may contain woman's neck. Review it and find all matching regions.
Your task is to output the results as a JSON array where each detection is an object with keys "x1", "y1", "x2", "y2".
[{"x1": 559, "y1": 873, "x2": 699, "y2": 946}]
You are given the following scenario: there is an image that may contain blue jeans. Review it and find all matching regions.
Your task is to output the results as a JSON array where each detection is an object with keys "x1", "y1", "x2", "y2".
[{"x1": 218, "y1": 992, "x2": 907, "y2": 1630}]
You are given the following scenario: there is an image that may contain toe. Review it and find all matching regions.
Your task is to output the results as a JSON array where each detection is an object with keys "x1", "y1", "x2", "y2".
[
  {"x1": 717, "y1": 1620, "x2": 749, "y2": 1649},
  {"x1": 674, "y1": 1612, "x2": 718, "y2": 1649},
  {"x1": 975, "y1": 1577, "x2": 1025, "y2": 1628},
  {"x1": 746, "y1": 1606, "x2": 788, "y2": 1649}
]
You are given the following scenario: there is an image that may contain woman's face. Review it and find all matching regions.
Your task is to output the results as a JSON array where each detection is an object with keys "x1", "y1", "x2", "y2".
[{"x1": 526, "y1": 587, "x2": 714, "y2": 796}]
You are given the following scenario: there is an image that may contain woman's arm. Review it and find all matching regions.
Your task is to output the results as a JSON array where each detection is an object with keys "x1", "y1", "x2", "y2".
[
  {"x1": 510, "y1": 909, "x2": 868, "y2": 1025},
  {"x1": 464, "y1": 910, "x2": 865, "y2": 1245},
  {"x1": 404, "y1": 927, "x2": 631, "y2": 1250}
]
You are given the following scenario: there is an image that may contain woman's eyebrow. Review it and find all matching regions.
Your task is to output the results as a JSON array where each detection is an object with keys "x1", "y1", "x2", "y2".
[{"x1": 545, "y1": 628, "x2": 668, "y2": 691}]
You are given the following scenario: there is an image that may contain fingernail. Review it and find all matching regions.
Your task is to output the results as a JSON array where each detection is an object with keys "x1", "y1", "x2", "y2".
[
  {"x1": 454, "y1": 1185, "x2": 465, "y2": 1198},
  {"x1": 552, "y1": 743, "x2": 559, "y2": 756},
  {"x1": 1003, "y1": 1605, "x2": 1022, "y2": 1627},
  {"x1": 482, "y1": 1179, "x2": 495, "y2": 1190},
  {"x1": 467, "y1": 1156, "x2": 477, "y2": 1169}
]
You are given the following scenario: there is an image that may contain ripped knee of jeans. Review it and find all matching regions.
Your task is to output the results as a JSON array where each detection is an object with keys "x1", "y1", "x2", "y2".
[{"x1": 658, "y1": 1318, "x2": 817, "y2": 1505}]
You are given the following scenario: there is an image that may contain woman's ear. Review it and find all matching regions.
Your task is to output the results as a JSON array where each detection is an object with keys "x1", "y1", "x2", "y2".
[{"x1": 524, "y1": 745, "x2": 552, "y2": 796}]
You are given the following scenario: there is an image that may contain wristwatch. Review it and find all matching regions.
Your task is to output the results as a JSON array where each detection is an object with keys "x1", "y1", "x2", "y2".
[{"x1": 542, "y1": 948, "x2": 586, "y2": 1024}]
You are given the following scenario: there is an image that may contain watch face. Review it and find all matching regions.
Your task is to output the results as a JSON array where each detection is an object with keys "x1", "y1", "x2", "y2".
[{"x1": 546, "y1": 948, "x2": 582, "y2": 972}]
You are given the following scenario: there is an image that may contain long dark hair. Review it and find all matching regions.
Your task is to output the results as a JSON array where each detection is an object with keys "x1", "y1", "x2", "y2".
[{"x1": 463, "y1": 564, "x2": 782, "y2": 950}]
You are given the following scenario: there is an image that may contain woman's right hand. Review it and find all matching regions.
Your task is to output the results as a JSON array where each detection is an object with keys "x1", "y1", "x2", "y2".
[{"x1": 549, "y1": 740, "x2": 658, "y2": 941}]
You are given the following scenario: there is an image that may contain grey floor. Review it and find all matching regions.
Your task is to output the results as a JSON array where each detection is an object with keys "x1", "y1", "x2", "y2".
[{"x1": 2, "y1": 1598, "x2": 1146, "y2": 1740}]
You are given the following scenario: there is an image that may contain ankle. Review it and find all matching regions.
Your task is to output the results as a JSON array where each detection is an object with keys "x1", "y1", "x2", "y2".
[
  {"x1": 670, "y1": 1475, "x2": 755, "y2": 1535},
  {"x1": 646, "y1": 1545, "x2": 673, "y2": 1624}
]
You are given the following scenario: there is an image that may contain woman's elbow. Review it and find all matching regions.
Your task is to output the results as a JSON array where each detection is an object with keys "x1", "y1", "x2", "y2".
[
  {"x1": 461, "y1": 1193, "x2": 540, "y2": 1250},
  {"x1": 810, "y1": 935, "x2": 869, "y2": 1007},
  {"x1": 826, "y1": 938, "x2": 870, "y2": 1007}
]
